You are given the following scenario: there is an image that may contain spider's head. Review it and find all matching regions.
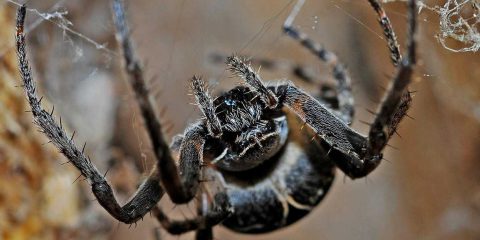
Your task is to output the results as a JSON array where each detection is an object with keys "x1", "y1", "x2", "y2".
[
  {"x1": 191, "y1": 77, "x2": 288, "y2": 171},
  {"x1": 213, "y1": 86, "x2": 263, "y2": 133},
  {"x1": 211, "y1": 86, "x2": 288, "y2": 171}
]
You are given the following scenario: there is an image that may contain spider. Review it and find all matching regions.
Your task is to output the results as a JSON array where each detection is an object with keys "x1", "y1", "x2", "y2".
[{"x1": 15, "y1": 0, "x2": 417, "y2": 239}]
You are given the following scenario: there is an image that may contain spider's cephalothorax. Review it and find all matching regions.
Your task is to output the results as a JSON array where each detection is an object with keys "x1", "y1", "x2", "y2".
[
  {"x1": 15, "y1": 0, "x2": 418, "y2": 239},
  {"x1": 201, "y1": 83, "x2": 289, "y2": 172}
]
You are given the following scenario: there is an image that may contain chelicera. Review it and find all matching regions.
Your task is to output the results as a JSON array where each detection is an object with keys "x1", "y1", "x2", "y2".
[{"x1": 14, "y1": 0, "x2": 417, "y2": 239}]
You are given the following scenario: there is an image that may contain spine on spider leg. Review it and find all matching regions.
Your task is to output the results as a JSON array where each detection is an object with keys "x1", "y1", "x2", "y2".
[{"x1": 15, "y1": 4, "x2": 163, "y2": 224}]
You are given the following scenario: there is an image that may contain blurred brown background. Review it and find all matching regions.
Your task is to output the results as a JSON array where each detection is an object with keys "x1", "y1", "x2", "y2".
[{"x1": 0, "y1": 0, "x2": 479, "y2": 239}]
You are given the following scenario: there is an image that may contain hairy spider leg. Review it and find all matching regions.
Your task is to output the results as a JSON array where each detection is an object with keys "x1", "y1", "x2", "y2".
[
  {"x1": 273, "y1": 83, "x2": 375, "y2": 178},
  {"x1": 176, "y1": 124, "x2": 209, "y2": 200},
  {"x1": 282, "y1": 0, "x2": 416, "y2": 176},
  {"x1": 282, "y1": 0, "x2": 410, "y2": 125},
  {"x1": 152, "y1": 192, "x2": 232, "y2": 238},
  {"x1": 226, "y1": 55, "x2": 278, "y2": 108},
  {"x1": 229, "y1": 0, "x2": 417, "y2": 178},
  {"x1": 195, "y1": 192, "x2": 214, "y2": 240},
  {"x1": 209, "y1": 52, "x2": 319, "y2": 83},
  {"x1": 366, "y1": 0, "x2": 417, "y2": 159},
  {"x1": 210, "y1": 54, "x2": 343, "y2": 114},
  {"x1": 16, "y1": 4, "x2": 164, "y2": 224},
  {"x1": 113, "y1": 0, "x2": 205, "y2": 204},
  {"x1": 280, "y1": 0, "x2": 417, "y2": 178},
  {"x1": 367, "y1": 0, "x2": 402, "y2": 66},
  {"x1": 226, "y1": 55, "x2": 369, "y2": 178},
  {"x1": 191, "y1": 76, "x2": 223, "y2": 137},
  {"x1": 282, "y1": 0, "x2": 354, "y2": 125},
  {"x1": 155, "y1": 134, "x2": 231, "y2": 240}
]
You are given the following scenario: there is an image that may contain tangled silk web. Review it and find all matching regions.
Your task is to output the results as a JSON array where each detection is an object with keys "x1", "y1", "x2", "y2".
[{"x1": 384, "y1": 0, "x2": 480, "y2": 52}]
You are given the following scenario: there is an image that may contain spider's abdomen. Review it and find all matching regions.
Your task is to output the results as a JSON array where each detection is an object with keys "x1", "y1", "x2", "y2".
[{"x1": 220, "y1": 113, "x2": 336, "y2": 233}]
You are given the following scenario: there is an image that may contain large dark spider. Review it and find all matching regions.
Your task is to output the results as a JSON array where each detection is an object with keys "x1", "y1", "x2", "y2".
[{"x1": 15, "y1": 0, "x2": 417, "y2": 239}]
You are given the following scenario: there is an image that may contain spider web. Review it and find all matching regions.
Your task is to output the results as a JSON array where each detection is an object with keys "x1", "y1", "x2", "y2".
[{"x1": 384, "y1": 0, "x2": 480, "y2": 52}]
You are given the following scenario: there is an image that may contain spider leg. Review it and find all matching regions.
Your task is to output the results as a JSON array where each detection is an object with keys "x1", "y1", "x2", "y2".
[
  {"x1": 112, "y1": 0, "x2": 205, "y2": 204},
  {"x1": 275, "y1": 0, "x2": 417, "y2": 178},
  {"x1": 152, "y1": 192, "x2": 232, "y2": 238},
  {"x1": 191, "y1": 76, "x2": 223, "y2": 137},
  {"x1": 175, "y1": 123, "x2": 209, "y2": 201},
  {"x1": 225, "y1": 54, "x2": 342, "y2": 124},
  {"x1": 213, "y1": 53, "x2": 341, "y2": 110},
  {"x1": 195, "y1": 228, "x2": 213, "y2": 240},
  {"x1": 367, "y1": 0, "x2": 402, "y2": 66},
  {"x1": 281, "y1": 0, "x2": 409, "y2": 124},
  {"x1": 365, "y1": 0, "x2": 417, "y2": 158},
  {"x1": 273, "y1": 83, "x2": 366, "y2": 163},
  {"x1": 226, "y1": 55, "x2": 279, "y2": 108},
  {"x1": 231, "y1": 0, "x2": 417, "y2": 178},
  {"x1": 195, "y1": 192, "x2": 213, "y2": 240},
  {"x1": 283, "y1": 0, "x2": 354, "y2": 124},
  {"x1": 210, "y1": 53, "x2": 318, "y2": 83},
  {"x1": 15, "y1": 5, "x2": 164, "y2": 224},
  {"x1": 227, "y1": 56, "x2": 368, "y2": 177}
]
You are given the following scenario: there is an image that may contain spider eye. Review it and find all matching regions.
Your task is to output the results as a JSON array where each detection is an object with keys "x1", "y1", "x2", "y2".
[{"x1": 224, "y1": 99, "x2": 236, "y2": 107}]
